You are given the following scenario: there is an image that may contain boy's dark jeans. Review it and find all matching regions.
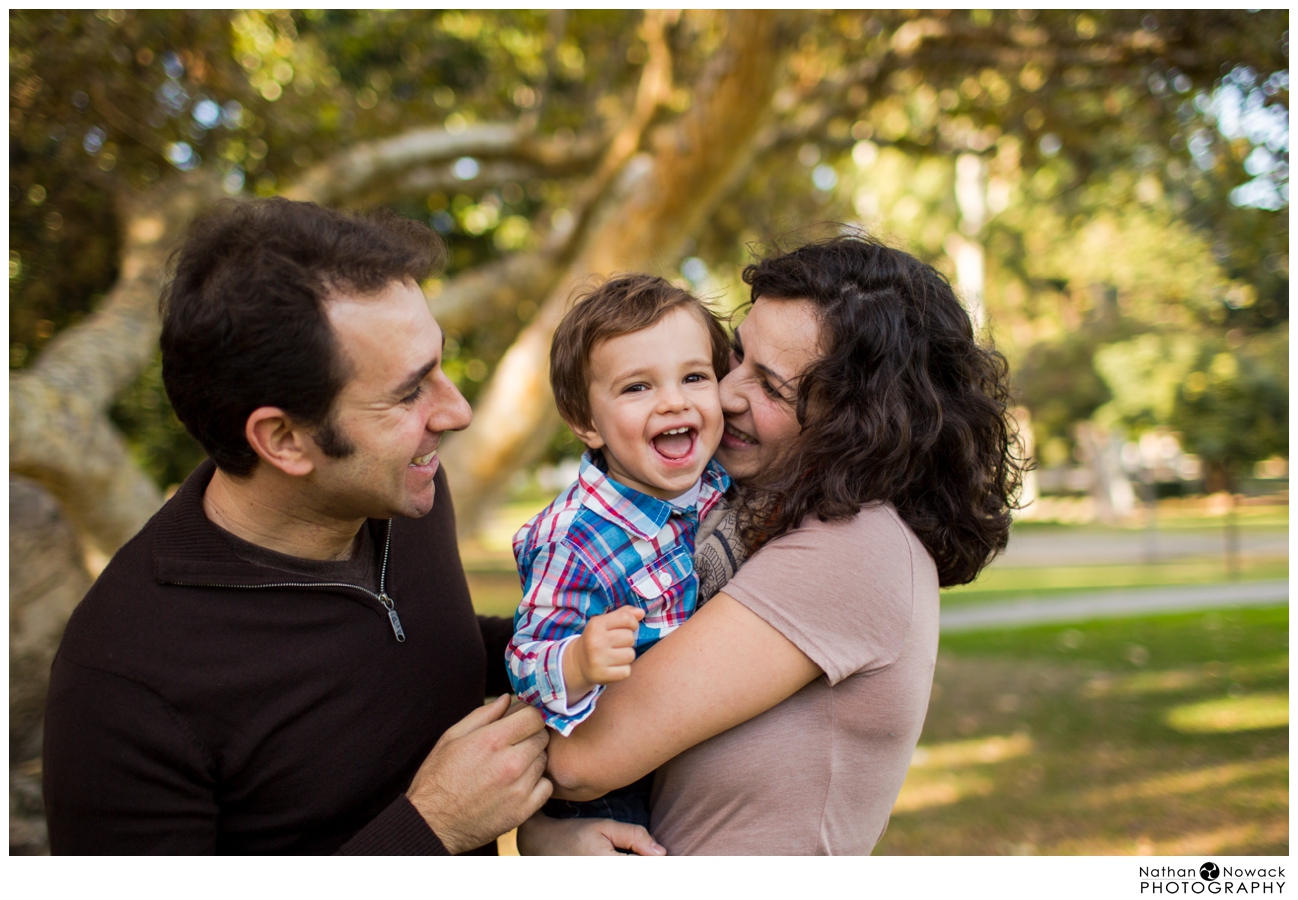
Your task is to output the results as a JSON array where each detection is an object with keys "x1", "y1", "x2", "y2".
[{"x1": 541, "y1": 772, "x2": 654, "y2": 829}]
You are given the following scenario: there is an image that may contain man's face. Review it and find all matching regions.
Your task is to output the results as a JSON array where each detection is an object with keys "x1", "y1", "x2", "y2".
[{"x1": 304, "y1": 278, "x2": 471, "y2": 522}]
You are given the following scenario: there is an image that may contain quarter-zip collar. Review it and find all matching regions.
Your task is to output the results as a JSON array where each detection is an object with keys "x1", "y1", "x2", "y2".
[{"x1": 152, "y1": 459, "x2": 406, "y2": 641}]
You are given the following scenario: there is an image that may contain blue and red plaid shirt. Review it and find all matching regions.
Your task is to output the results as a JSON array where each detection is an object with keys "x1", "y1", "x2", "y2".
[{"x1": 508, "y1": 450, "x2": 730, "y2": 735}]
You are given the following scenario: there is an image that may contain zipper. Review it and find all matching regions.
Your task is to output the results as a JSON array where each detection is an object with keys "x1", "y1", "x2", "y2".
[{"x1": 171, "y1": 519, "x2": 406, "y2": 642}]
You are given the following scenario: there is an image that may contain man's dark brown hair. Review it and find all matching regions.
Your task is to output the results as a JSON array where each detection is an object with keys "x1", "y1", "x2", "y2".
[
  {"x1": 550, "y1": 274, "x2": 731, "y2": 431},
  {"x1": 160, "y1": 198, "x2": 444, "y2": 476}
]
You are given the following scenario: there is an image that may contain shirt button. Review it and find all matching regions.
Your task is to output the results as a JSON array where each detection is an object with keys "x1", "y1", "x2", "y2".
[{"x1": 662, "y1": 573, "x2": 673, "y2": 585}]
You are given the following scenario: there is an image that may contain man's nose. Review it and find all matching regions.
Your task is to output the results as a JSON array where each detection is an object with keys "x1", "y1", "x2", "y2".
[{"x1": 429, "y1": 376, "x2": 473, "y2": 433}]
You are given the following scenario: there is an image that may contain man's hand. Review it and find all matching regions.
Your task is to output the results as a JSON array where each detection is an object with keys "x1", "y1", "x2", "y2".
[
  {"x1": 516, "y1": 811, "x2": 665, "y2": 856},
  {"x1": 406, "y1": 694, "x2": 551, "y2": 855},
  {"x1": 563, "y1": 607, "x2": 645, "y2": 699}
]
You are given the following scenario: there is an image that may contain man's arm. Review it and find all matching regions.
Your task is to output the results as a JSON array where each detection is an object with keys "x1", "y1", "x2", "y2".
[
  {"x1": 44, "y1": 657, "x2": 221, "y2": 853},
  {"x1": 477, "y1": 615, "x2": 515, "y2": 698},
  {"x1": 47, "y1": 658, "x2": 551, "y2": 856}
]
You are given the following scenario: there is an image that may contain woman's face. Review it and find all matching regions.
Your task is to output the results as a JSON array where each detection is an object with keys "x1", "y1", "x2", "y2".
[{"x1": 715, "y1": 297, "x2": 822, "y2": 483}]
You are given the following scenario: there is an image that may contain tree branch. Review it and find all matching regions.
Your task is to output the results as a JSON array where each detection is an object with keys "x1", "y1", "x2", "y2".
[
  {"x1": 284, "y1": 123, "x2": 604, "y2": 207},
  {"x1": 441, "y1": 10, "x2": 799, "y2": 532}
]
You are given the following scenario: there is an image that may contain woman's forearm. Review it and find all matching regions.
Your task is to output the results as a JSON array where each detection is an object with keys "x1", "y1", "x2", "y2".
[{"x1": 545, "y1": 593, "x2": 822, "y2": 798}]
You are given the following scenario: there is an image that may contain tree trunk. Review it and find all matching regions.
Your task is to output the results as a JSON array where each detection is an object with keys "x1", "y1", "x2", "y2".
[
  {"x1": 441, "y1": 10, "x2": 796, "y2": 530},
  {"x1": 9, "y1": 173, "x2": 224, "y2": 555},
  {"x1": 9, "y1": 476, "x2": 95, "y2": 855}
]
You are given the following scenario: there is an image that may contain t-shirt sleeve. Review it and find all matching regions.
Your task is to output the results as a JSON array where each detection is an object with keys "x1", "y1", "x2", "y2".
[{"x1": 720, "y1": 506, "x2": 919, "y2": 685}]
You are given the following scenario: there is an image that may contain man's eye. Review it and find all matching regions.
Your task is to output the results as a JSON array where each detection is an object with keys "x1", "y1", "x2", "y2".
[
  {"x1": 401, "y1": 385, "x2": 425, "y2": 404},
  {"x1": 760, "y1": 380, "x2": 784, "y2": 400}
]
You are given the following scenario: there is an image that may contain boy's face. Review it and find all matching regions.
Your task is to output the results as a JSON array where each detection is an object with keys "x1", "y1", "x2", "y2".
[{"x1": 572, "y1": 305, "x2": 724, "y2": 501}]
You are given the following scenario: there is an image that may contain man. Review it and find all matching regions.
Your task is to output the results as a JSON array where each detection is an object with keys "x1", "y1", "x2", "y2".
[{"x1": 42, "y1": 199, "x2": 656, "y2": 855}]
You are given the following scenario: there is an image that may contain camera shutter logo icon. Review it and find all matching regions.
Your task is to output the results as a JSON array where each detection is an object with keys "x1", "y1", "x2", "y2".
[{"x1": 1200, "y1": 862, "x2": 1221, "y2": 881}]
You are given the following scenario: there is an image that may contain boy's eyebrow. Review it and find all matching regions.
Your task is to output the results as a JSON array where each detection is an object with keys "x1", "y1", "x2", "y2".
[{"x1": 607, "y1": 356, "x2": 715, "y2": 383}]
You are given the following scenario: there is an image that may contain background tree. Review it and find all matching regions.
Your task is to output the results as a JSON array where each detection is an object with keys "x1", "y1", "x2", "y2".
[{"x1": 8, "y1": 10, "x2": 1287, "y2": 851}]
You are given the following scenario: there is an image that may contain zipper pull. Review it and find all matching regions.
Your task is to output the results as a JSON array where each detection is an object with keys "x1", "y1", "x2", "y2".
[{"x1": 379, "y1": 592, "x2": 406, "y2": 642}]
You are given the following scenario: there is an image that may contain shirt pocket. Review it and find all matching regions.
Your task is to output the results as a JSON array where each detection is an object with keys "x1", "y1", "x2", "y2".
[{"x1": 627, "y1": 546, "x2": 696, "y2": 631}]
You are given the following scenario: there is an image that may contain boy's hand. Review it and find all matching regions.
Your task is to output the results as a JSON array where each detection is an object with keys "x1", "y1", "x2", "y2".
[{"x1": 563, "y1": 607, "x2": 645, "y2": 699}]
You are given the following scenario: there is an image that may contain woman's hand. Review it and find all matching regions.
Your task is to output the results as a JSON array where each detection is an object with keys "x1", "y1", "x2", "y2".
[{"x1": 516, "y1": 811, "x2": 666, "y2": 856}]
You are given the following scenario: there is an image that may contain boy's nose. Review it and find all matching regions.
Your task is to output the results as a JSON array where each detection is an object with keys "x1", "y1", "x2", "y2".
[{"x1": 657, "y1": 383, "x2": 688, "y2": 412}]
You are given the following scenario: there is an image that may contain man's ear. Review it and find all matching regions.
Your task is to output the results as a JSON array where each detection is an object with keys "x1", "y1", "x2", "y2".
[
  {"x1": 245, "y1": 407, "x2": 316, "y2": 477},
  {"x1": 565, "y1": 415, "x2": 605, "y2": 451}
]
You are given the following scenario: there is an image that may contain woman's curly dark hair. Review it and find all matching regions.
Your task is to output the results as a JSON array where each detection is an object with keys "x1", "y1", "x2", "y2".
[{"x1": 736, "y1": 234, "x2": 1026, "y2": 587}]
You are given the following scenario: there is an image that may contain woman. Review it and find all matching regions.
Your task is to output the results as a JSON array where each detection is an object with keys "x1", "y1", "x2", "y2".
[{"x1": 521, "y1": 234, "x2": 1023, "y2": 855}]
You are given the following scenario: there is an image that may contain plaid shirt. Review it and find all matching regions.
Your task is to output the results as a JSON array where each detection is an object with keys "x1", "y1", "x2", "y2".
[{"x1": 508, "y1": 450, "x2": 730, "y2": 735}]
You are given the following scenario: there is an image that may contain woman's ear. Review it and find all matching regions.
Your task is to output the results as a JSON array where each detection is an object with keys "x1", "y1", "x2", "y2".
[{"x1": 245, "y1": 407, "x2": 316, "y2": 477}]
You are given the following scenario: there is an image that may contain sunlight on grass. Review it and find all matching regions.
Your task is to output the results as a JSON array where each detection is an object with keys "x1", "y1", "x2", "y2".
[
  {"x1": 1082, "y1": 656, "x2": 1289, "y2": 698},
  {"x1": 1076, "y1": 756, "x2": 1287, "y2": 806},
  {"x1": 893, "y1": 733, "x2": 1033, "y2": 813},
  {"x1": 909, "y1": 732, "x2": 1034, "y2": 769},
  {"x1": 877, "y1": 608, "x2": 1288, "y2": 856},
  {"x1": 1165, "y1": 692, "x2": 1289, "y2": 734}
]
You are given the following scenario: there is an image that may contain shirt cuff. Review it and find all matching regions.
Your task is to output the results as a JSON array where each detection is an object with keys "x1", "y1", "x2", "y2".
[
  {"x1": 542, "y1": 638, "x2": 599, "y2": 718},
  {"x1": 334, "y1": 795, "x2": 449, "y2": 855}
]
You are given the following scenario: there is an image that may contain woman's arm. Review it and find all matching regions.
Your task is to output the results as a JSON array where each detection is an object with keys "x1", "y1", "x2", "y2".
[{"x1": 545, "y1": 592, "x2": 822, "y2": 800}]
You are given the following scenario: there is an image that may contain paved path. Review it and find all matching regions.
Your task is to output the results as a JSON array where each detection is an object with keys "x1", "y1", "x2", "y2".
[
  {"x1": 940, "y1": 579, "x2": 1289, "y2": 633},
  {"x1": 996, "y1": 529, "x2": 1288, "y2": 567}
]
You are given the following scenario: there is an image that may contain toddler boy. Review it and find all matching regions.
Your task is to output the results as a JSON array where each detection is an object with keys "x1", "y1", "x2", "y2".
[{"x1": 507, "y1": 274, "x2": 731, "y2": 826}]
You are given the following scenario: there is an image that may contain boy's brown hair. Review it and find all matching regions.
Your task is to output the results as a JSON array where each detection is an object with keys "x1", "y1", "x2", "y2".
[{"x1": 550, "y1": 274, "x2": 731, "y2": 430}]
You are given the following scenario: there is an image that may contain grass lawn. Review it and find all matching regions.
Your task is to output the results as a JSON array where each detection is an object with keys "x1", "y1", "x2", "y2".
[
  {"x1": 874, "y1": 606, "x2": 1289, "y2": 855},
  {"x1": 941, "y1": 558, "x2": 1290, "y2": 606}
]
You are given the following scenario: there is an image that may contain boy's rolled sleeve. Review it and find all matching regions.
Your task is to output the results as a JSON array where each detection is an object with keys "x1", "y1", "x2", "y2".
[{"x1": 507, "y1": 542, "x2": 611, "y2": 734}]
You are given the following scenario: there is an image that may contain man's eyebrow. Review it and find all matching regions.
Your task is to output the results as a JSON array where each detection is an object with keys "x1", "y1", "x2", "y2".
[{"x1": 394, "y1": 357, "x2": 438, "y2": 397}]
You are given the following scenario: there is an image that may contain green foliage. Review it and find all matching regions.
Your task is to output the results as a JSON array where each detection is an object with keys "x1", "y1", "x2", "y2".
[
  {"x1": 107, "y1": 355, "x2": 207, "y2": 489},
  {"x1": 9, "y1": 10, "x2": 1289, "y2": 488},
  {"x1": 1172, "y1": 328, "x2": 1289, "y2": 487}
]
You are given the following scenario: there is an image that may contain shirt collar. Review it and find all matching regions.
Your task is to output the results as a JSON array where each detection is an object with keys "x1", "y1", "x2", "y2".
[{"x1": 575, "y1": 449, "x2": 730, "y2": 542}]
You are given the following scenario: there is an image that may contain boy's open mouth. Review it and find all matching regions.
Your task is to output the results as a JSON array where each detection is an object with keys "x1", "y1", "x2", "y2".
[{"x1": 651, "y1": 426, "x2": 696, "y2": 461}]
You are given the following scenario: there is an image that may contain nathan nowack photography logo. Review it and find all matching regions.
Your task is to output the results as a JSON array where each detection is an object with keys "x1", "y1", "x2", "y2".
[{"x1": 1140, "y1": 862, "x2": 1286, "y2": 894}]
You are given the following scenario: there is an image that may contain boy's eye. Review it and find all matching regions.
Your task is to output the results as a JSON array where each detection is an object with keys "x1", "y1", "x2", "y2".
[
  {"x1": 683, "y1": 372, "x2": 709, "y2": 384},
  {"x1": 621, "y1": 383, "x2": 648, "y2": 394}
]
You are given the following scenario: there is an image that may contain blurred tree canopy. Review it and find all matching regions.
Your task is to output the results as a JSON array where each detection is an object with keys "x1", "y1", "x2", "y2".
[{"x1": 9, "y1": 9, "x2": 1289, "y2": 553}]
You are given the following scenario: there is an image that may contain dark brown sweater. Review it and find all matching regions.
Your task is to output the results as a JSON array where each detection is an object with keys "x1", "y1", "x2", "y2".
[{"x1": 43, "y1": 460, "x2": 515, "y2": 855}]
